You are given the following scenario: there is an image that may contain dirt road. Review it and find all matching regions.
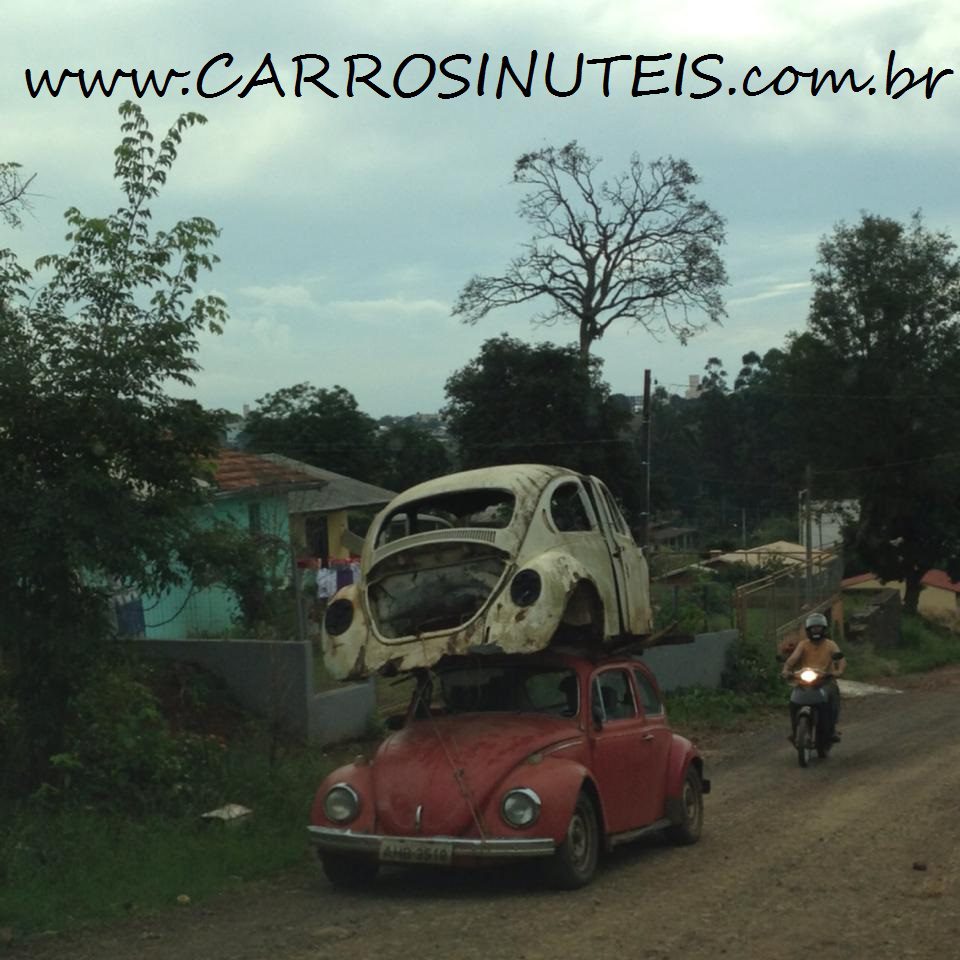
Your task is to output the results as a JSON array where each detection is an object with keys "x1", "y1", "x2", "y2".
[{"x1": 13, "y1": 668, "x2": 960, "y2": 960}]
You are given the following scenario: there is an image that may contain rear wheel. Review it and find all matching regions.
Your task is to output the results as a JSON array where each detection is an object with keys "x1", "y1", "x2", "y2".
[
  {"x1": 321, "y1": 853, "x2": 379, "y2": 889},
  {"x1": 544, "y1": 792, "x2": 599, "y2": 889},
  {"x1": 665, "y1": 766, "x2": 704, "y2": 845},
  {"x1": 796, "y1": 714, "x2": 813, "y2": 768}
]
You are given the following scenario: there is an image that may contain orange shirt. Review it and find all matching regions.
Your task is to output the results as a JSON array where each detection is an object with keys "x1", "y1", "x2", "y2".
[{"x1": 786, "y1": 637, "x2": 844, "y2": 674}]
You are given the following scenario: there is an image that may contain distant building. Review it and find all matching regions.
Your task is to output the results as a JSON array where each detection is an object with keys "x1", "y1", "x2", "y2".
[{"x1": 843, "y1": 569, "x2": 960, "y2": 620}]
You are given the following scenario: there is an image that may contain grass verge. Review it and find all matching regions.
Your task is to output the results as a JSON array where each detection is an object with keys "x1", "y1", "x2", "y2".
[
  {"x1": 0, "y1": 737, "x2": 359, "y2": 939},
  {"x1": 842, "y1": 614, "x2": 960, "y2": 680}
]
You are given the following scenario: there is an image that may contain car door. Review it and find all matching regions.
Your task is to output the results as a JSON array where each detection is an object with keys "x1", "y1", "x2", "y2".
[
  {"x1": 630, "y1": 665, "x2": 672, "y2": 824},
  {"x1": 540, "y1": 477, "x2": 621, "y2": 636},
  {"x1": 588, "y1": 667, "x2": 648, "y2": 833},
  {"x1": 580, "y1": 478, "x2": 634, "y2": 635}
]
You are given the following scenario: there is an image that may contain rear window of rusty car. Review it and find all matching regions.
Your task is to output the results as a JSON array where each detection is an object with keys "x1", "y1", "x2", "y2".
[{"x1": 375, "y1": 489, "x2": 516, "y2": 547}]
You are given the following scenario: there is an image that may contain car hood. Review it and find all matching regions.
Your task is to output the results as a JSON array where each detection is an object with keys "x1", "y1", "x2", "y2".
[{"x1": 372, "y1": 713, "x2": 580, "y2": 837}]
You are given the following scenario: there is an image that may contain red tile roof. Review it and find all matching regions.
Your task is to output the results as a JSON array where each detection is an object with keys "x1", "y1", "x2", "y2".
[
  {"x1": 921, "y1": 569, "x2": 960, "y2": 594},
  {"x1": 213, "y1": 450, "x2": 322, "y2": 493}
]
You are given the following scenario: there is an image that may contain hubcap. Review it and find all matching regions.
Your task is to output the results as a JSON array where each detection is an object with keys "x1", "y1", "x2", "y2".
[
  {"x1": 568, "y1": 810, "x2": 591, "y2": 867},
  {"x1": 683, "y1": 781, "x2": 701, "y2": 829}
]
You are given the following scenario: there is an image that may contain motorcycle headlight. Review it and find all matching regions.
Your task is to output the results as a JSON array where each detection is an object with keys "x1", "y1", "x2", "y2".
[
  {"x1": 799, "y1": 668, "x2": 818, "y2": 683},
  {"x1": 510, "y1": 569, "x2": 542, "y2": 607},
  {"x1": 324, "y1": 598, "x2": 354, "y2": 637},
  {"x1": 323, "y1": 783, "x2": 360, "y2": 824},
  {"x1": 501, "y1": 788, "x2": 541, "y2": 829}
]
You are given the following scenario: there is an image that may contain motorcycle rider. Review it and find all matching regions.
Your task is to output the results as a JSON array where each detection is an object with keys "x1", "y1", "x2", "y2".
[{"x1": 781, "y1": 612, "x2": 846, "y2": 742}]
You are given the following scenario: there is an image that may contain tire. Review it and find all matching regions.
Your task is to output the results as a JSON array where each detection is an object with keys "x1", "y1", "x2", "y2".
[
  {"x1": 666, "y1": 766, "x2": 704, "y2": 845},
  {"x1": 796, "y1": 714, "x2": 813, "y2": 768},
  {"x1": 321, "y1": 853, "x2": 379, "y2": 889},
  {"x1": 816, "y1": 710, "x2": 832, "y2": 759},
  {"x1": 544, "y1": 791, "x2": 600, "y2": 889}
]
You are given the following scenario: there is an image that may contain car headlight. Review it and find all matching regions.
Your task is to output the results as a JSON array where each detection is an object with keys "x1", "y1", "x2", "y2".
[
  {"x1": 501, "y1": 788, "x2": 541, "y2": 829},
  {"x1": 323, "y1": 783, "x2": 360, "y2": 824},
  {"x1": 324, "y1": 598, "x2": 354, "y2": 637},
  {"x1": 510, "y1": 569, "x2": 541, "y2": 607}
]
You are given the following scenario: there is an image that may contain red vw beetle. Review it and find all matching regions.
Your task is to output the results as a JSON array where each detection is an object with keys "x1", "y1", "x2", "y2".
[{"x1": 308, "y1": 651, "x2": 709, "y2": 888}]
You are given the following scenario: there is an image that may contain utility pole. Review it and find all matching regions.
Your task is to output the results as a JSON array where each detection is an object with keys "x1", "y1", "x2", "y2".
[{"x1": 638, "y1": 369, "x2": 652, "y2": 547}]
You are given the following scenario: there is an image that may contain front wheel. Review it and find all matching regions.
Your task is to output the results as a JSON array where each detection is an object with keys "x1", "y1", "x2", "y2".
[
  {"x1": 665, "y1": 766, "x2": 704, "y2": 845},
  {"x1": 796, "y1": 714, "x2": 813, "y2": 768},
  {"x1": 816, "y1": 709, "x2": 833, "y2": 758},
  {"x1": 544, "y1": 791, "x2": 599, "y2": 889}
]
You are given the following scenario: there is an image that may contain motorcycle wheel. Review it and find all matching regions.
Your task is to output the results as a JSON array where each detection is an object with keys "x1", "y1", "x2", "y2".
[
  {"x1": 815, "y1": 709, "x2": 832, "y2": 759},
  {"x1": 796, "y1": 714, "x2": 813, "y2": 768}
]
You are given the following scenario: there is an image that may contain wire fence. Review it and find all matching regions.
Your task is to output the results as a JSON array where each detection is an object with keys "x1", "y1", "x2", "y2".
[
  {"x1": 733, "y1": 551, "x2": 844, "y2": 646},
  {"x1": 647, "y1": 547, "x2": 844, "y2": 643}
]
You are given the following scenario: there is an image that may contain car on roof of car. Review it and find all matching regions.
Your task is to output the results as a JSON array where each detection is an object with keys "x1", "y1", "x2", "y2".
[
  {"x1": 308, "y1": 649, "x2": 708, "y2": 889},
  {"x1": 321, "y1": 464, "x2": 654, "y2": 680}
]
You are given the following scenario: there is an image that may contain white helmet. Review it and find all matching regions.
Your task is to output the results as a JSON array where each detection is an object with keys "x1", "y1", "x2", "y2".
[{"x1": 804, "y1": 612, "x2": 828, "y2": 642}]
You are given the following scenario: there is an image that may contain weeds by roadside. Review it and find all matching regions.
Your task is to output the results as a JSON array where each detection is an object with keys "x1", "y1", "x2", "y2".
[
  {"x1": 842, "y1": 615, "x2": 960, "y2": 680},
  {"x1": 0, "y1": 734, "x2": 356, "y2": 938}
]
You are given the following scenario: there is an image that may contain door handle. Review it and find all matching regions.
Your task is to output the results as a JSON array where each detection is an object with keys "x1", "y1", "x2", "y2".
[{"x1": 642, "y1": 734, "x2": 655, "y2": 741}]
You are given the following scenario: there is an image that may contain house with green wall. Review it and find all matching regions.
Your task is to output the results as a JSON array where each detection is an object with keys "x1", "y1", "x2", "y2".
[{"x1": 137, "y1": 451, "x2": 395, "y2": 640}]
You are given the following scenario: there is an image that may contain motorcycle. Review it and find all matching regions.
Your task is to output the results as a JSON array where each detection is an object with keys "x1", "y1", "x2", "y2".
[{"x1": 787, "y1": 651, "x2": 844, "y2": 768}]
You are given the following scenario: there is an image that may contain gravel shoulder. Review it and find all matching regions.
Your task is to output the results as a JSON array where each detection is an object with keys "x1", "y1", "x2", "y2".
[{"x1": 10, "y1": 666, "x2": 960, "y2": 960}]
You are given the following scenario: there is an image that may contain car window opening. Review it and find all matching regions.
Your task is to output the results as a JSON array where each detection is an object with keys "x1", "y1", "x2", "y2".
[
  {"x1": 422, "y1": 662, "x2": 579, "y2": 717},
  {"x1": 377, "y1": 489, "x2": 516, "y2": 546}
]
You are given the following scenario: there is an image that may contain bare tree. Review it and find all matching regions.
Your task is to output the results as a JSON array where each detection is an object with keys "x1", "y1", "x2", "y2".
[
  {"x1": 452, "y1": 142, "x2": 728, "y2": 358},
  {"x1": 0, "y1": 163, "x2": 35, "y2": 228}
]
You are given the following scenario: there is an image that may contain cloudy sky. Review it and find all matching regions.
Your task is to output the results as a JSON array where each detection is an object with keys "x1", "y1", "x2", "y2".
[{"x1": 4, "y1": 1, "x2": 959, "y2": 417}]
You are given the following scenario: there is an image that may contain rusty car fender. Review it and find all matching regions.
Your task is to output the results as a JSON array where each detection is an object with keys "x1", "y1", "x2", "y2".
[
  {"x1": 321, "y1": 583, "x2": 369, "y2": 680},
  {"x1": 483, "y1": 549, "x2": 607, "y2": 651}
]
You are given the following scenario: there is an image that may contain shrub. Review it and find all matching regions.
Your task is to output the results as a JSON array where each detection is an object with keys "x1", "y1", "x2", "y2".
[
  {"x1": 46, "y1": 662, "x2": 226, "y2": 816},
  {"x1": 721, "y1": 634, "x2": 781, "y2": 696}
]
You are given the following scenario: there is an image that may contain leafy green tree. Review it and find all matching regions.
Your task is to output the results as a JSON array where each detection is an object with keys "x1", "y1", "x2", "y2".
[
  {"x1": 0, "y1": 103, "x2": 227, "y2": 789},
  {"x1": 242, "y1": 383, "x2": 380, "y2": 481},
  {"x1": 453, "y1": 142, "x2": 728, "y2": 358},
  {"x1": 803, "y1": 212, "x2": 960, "y2": 611},
  {"x1": 375, "y1": 420, "x2": 452, "y2": 492},
  {"x1": 442, "y1": 334, "x2": 640, "y2": 510}
]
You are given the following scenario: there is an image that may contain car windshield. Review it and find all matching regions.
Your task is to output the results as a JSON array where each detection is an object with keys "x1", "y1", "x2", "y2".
[
  {"x1": 432, "y1": 662, "x2": 579, "y2": 717},
  {"x1": 376, "y1": 489, "x2": 515, "y2": 546}
]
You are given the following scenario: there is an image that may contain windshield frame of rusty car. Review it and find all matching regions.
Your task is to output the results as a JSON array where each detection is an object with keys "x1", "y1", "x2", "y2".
[{"x1": 374, "y1": 488, "x2": 517, "y2": 548}]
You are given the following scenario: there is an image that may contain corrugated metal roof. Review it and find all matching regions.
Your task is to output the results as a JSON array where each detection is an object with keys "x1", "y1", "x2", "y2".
[{"x1": 710, "y1": 541, "x2": 832, "y2": 567}]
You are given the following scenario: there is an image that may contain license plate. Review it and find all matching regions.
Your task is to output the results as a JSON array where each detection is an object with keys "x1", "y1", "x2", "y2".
[{"x1": 379, "y1": 838, "x2": 453, "y2": 865}]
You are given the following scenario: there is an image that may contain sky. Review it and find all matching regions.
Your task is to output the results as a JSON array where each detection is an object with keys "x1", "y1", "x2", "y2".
[{"x1": 4, "y1": 1, "x2": 959, "y2": 418}]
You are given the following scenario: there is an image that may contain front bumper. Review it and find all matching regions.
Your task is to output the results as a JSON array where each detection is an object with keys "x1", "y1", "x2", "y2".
[{"x1": 308, "y1": 825, "x2": 555, "y2": 861}]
